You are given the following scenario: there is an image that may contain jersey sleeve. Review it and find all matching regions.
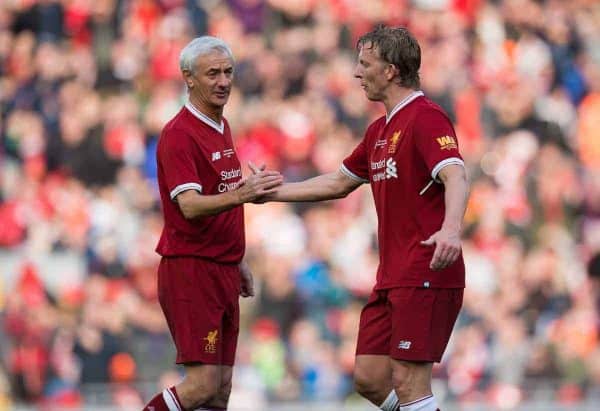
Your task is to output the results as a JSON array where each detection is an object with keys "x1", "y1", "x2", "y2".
[
  {"x1": 158, "y1": 128, "x2": 203, "y2": 201},
  {"x1": 341, "y1": 134, "x2": 370, "y2": 184},
  {"x1": 414, "y1": 108, "x2": 464, "y2": 181}
]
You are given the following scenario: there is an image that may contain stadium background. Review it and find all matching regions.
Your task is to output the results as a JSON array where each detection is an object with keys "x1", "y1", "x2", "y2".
[{"x1": 1, "y1": 0, "x2": 599, "y2": 410}]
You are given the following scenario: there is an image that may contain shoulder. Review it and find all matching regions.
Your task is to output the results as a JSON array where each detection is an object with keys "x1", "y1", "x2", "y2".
[
  {"x1": 413, "y1": 98, "x2": 452, "y2": 125},
  {"x1": 158, "y1": 111, "x2": 194, "y2": 152},
  {"x1": 365, "y1": 116, "x2": 386, "y2": 136}
]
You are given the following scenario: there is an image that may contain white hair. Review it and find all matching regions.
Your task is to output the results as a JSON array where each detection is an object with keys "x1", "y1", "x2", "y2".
[{"x1": 179, "y1": 36, "x2": 234, "y2": 73}]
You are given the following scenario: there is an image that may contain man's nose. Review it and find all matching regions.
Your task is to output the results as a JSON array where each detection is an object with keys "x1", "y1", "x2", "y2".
[
  {"x1": 217, "y1": 73, "x2": 231, "y2": 87},
  {"x1": 353, "y1": 66, "x2": 362, "y2": 78}
]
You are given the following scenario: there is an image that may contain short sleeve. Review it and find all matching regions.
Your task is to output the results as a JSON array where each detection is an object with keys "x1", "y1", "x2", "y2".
[
  {"x1": 157, "y1": 129, "x2": 203, "y2": 200},
  {"x1": 414, "y1": 109, "x2": 464, "y2": 180},
  {"x1": 341, "y1": 135, "x2": 370, "y2": 184}
]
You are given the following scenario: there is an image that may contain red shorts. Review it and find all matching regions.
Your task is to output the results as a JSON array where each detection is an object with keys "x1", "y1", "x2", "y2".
[
  {"x1": 356, "y1": 287, "x2": 463, "y2": 362},
  {"x1": 158, "y1": 257, "x2": 241, "y2": 366}
]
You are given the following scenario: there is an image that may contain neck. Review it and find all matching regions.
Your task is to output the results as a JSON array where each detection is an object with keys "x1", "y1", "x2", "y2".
[
  {"x1": 383, "y1": 87, "x2": 417, "y2": 115},
  {"x1": 188, "y1": 94, "x2": 223, "y2": 123}
]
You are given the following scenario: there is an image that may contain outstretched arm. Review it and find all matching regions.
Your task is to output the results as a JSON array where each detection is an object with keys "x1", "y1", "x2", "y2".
[
  {"x1": 251, "y1": 165, "x2": 363, "y2": 202},
  {"x1": 421, "y1": 164, "x2": 469, "y2": 270}
]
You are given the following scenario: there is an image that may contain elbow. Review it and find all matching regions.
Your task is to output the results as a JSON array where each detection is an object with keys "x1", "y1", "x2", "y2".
[
  {"x1": 336, "y1": 190, "x2": 351, "y2": 199},
  {"x1": 333, "y1": 186, "x2": 354, "y2": 199},
  {"x1": 180, "y1": 206, "x2": 196, "y2": 220},
  {"x1": 178, "y1": 200, "x2": 200, "y2": 219}
]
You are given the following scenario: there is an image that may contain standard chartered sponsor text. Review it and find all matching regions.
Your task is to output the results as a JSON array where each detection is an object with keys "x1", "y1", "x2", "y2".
[
  {"x1": 218, "y1": 168, "x2": 242, "y2": 192},
  {"x1": 221, "y1": 168, "x2": 242, "y2": 180},
  {"x1": 371, "y1": 159, "x2": 385, "y2": 170}
]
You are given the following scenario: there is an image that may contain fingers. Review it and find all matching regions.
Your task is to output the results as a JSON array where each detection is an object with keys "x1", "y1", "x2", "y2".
[
  {"x1": 240, "y1": 272, "x2": 255, "y2": 297},
  {"x1": 248, "y1": 161, "x2": 261, "y2": 174},
  {"x1": 236, "y1": 173, "x2": 283, "y2": 203},
  {"x1": 422, "y1": 231, "x2": 461, "y2": 270},
  {"x1": 248, "y1": 162, "x2": 268, "y2": 174},
  {"x1": 249, "y1": 171, "x2": 281, "y2": 180},
  {"x1": 446, "y1": 248, "x2": 460, "y2": 266},
  {"x1": 430, "y1": 244, "x2": 443, "y2": 270},
  {"x1": 241, "y1": 290, "x2": 254, "y2": 298},
  {"x1": 253, "y1": 175, "x2": 283, "y2": 192},
  {"x1": 421, "y1": 236, "x2": 435, "y2": 246},
  {"x1": 244, "y1": 285, "x2": 255, "y2": 297},
  {"x1": 260, "y1": 187, "x2": 279, "y2": 195},
  {"x1": 430, "y1": 244, "x2": 460, "y2": 271}
]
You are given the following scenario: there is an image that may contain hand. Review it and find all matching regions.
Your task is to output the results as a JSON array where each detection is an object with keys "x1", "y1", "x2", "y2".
[
  {"x1": 248, "y1": 161, "x2": 265, "y2": 174},
  {"x1": 239, "y1": 262, "x2": 255, "y2": 297},
  {"x1": 247, "y1": 161, "x2": 280, "y2": 203},
  {"x1": 234, "y1": 167, "x2": 282, "y2": 203},
  {"x1": 421, "y1": 228, "x2": 461, "y2": 271}
]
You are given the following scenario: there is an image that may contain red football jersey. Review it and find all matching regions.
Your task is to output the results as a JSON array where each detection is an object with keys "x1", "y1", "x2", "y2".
[
  {"x1": 155, "y1": 103, "x2": 245, "y2": 264},
  {"x1": 342, "y1": 92, "x2": 465, "y2": 289}
]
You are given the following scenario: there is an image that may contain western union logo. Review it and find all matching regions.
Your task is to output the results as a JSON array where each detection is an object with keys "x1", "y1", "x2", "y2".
[{"x1": 436, "y1": 135, "x2": 457, "y2": 150}]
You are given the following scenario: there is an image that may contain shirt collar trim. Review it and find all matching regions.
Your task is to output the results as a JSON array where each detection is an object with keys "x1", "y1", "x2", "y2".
[
  {"x1": 386, "y1": 90, "x2": 425, "y2": 124},
  {"x1": 184, "y1": 102, "x2": 225, "y2": 134}
]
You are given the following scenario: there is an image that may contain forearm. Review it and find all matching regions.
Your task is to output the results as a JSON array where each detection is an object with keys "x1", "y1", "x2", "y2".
[
  {"x1": 270, "y1": 172, "x2": 357, "y2": 202},
  {"x1": 179, "y1": 190, "x2": 240, "y2": 218},
  {"x1": 440, "y1": 170, "x2": 469, "y2": 232}
]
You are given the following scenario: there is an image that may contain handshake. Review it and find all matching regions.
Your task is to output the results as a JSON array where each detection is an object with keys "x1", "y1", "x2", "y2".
[{"x1": 233, "y1": 161, "x2": 283, "y2": 204}]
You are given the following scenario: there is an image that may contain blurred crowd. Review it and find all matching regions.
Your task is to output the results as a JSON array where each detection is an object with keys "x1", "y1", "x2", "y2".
[{"x1": 1, "y1": 0, "x2": 600, "y2": 409}]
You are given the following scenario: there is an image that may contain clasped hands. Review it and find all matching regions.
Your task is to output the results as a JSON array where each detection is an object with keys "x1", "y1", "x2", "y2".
[{"x1": 234, "y1": 161, "x2": 282, "y2": 204}]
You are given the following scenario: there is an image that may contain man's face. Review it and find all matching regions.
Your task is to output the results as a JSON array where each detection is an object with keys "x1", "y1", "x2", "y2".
[
  {"x1": 185, "y1": 50, "x2": 234, "y2": 109},
  {"x1": 354, "y1": 44, "x2": 392, "y2": 101}
]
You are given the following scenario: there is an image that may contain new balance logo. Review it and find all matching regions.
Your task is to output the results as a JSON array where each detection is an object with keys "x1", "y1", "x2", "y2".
[
  {"x1": 398, "y1": 340, "x2": 412, "y2": 350},
  {"x1": 223, "y1": 148, "x2": 234, "y2": 158},
  {"x1": 386, "y1": 158, "x2": 397, "y2": 179},
  {"x1": 212, "y1": 152, "x2": 221, "y2": 161}
]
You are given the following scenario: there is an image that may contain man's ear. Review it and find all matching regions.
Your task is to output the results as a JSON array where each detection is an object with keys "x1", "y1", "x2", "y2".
[
  {"x1": 183, "y1": 70, "x2": 194, "y2": 88},
  {"x1": 386, "y1": 64, "x2": 399, "y2": 81}
]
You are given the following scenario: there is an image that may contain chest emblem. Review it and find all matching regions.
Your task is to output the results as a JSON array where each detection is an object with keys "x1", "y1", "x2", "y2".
[
  {"x1": 212, "y1": 151, "x2": 221, "y2": 161},
  {"x1": 388, "y1": 130, "x2": 402, "y2": 154}
]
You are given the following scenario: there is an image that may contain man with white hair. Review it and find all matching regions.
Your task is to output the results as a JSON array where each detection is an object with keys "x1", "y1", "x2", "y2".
[{"x1": 143, "y1": 36, "x2": 282, "y2": 411}]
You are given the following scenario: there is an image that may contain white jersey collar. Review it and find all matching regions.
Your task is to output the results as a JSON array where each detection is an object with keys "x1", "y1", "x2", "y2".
[
  {"x1": 185, "y1": 101, "x2": 225, "y2": 134},
  {"x1": 386, "y1": 90, "x2": 424, "y2": 124}
]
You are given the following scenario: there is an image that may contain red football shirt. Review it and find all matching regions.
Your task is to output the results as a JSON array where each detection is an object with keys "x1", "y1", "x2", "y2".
[
  {"x1": 155, "y1": 103, "x2": 245, "y2": 264},
  {"x1": 342, "y1": 92, "x2": 465, "y2": 289}
]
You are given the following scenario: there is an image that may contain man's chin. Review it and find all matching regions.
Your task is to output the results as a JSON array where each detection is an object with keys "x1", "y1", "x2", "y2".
[{"x1": 211, "y1": 97, "x2": 229, "y2": 107}]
